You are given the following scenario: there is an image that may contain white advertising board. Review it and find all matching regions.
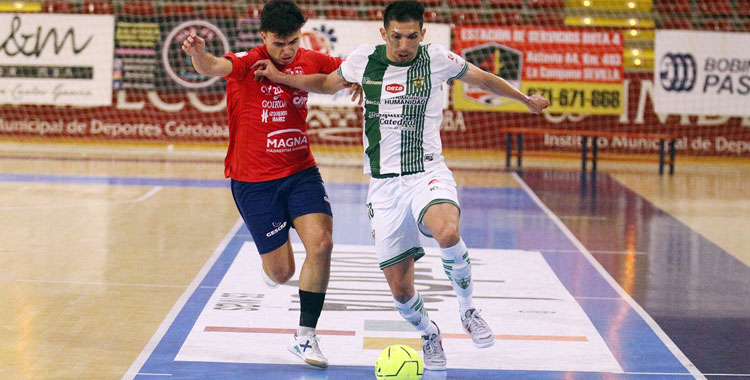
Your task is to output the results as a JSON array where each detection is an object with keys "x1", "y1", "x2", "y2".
[
  {"x1": 0, "y1": 14, "x2": 115, "y2": 106},
  {"x1": 654, "y1": 30, "x2": 750, "y2": 117}
]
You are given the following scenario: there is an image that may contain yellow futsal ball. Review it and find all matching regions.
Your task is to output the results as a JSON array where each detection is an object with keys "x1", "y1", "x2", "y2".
[{"x1": 375, "y1": 344, "x2": 424, "y2": 380}]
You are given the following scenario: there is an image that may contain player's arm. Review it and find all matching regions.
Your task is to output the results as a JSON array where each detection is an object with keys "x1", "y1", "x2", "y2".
[
  {"x1": 460, "y1": 63, "x2": 549, "y2": 114},
  {"x1": 181, "y1": 32, "x2": 232, "y2": 77},
  {"x1": 252, "y1": 59, "x2": 351, "y2": 94}
]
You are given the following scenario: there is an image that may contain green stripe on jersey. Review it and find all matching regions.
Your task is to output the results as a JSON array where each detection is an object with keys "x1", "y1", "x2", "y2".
[
  {"x1": 402, "y1": 46, "x2": 431, "y2": 174},
  {"x1": 363, "y1": 46, "x2": 388, "y2": 177}
]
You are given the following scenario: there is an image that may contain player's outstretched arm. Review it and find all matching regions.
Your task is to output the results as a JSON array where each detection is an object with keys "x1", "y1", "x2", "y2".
[
  {"x1": 181, "y1": 32, "x2": 232, "y2": 77},
  {"x1": 461, "y1": 63, "x2": 549, "y2": 114},
  {"x1": 252, "y1": 59, "x2": 351, "y2": 95}
]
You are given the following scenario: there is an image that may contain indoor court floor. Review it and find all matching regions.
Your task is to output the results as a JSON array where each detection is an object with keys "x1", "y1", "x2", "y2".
[{"x1": 0, "y1": 142, "x2": 748, "y2": 380}]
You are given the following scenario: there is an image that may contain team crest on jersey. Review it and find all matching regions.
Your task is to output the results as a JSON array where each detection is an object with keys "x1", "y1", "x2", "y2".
[{"x1": 411, "y1": 76, "x2": 426, "y2": 90}]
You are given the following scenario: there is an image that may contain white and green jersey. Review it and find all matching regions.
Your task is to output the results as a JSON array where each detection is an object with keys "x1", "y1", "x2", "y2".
[{"x1": 338, "y1": 43, "x2": 468, "y2": 178}]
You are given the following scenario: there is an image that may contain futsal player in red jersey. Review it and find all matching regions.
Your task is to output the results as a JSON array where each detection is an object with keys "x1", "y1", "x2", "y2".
[{"x1": 182, "y1": 0, "x2": 361, "y2": 368}]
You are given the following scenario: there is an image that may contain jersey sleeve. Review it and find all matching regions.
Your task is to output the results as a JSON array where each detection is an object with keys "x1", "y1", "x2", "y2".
[
  {"x1": 312, "y1": 51, "x2": 344, "y2": 74},
  {"x1": 222, "y1": 52, "x2": 238, "y2": 81},
  {"x1": 338, "y1": 44, "x2": 376, "y2": 84},
  {"x1": 224, "y1": 49, "x2": 261, "y2": 81},
  {"x1": 429, "y1": 43, "x2": 469, "y2": 84}
]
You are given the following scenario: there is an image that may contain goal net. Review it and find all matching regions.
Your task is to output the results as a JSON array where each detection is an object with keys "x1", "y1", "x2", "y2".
[{"x1": 0, "y1": 0, "x2": 748, "y2": 167}]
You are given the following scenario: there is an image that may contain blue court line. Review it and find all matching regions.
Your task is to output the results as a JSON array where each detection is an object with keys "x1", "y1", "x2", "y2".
[
  {"x1": 0, "y1": 173, "x2": 229, "y2": 188},
  {"x1": 128, "y1": 184, "x2": 695, "y2": 379}
]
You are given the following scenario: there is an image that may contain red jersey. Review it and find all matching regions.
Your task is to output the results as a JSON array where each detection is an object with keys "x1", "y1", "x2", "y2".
[
  {"x1": 223, "y1": 46, "x2": 342, "y2": 182},
  {"x1": 223, "y1": 52, "x2": 240, "y2": 165}
]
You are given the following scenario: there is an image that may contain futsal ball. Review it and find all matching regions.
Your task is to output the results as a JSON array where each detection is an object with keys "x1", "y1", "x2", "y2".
[{"x1": 375, "y1": 344, "x2": 424, "y2": 380}]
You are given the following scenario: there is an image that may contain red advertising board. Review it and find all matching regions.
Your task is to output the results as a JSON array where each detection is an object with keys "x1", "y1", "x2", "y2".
[
  {"x1": 452, "y1": 26, "x2": 624, "y2": 115},
  {"x1": 0, "y1": 74, "x2": 748, "y2": 157}
]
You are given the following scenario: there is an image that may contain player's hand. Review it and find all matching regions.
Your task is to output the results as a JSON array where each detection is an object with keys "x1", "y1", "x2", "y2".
[
  {"x1": 526, "y1": 94, "x2": 550, "y2": 114},
  {"x1": 181, "y1": 32, "x2": 206, "y2": 57},
  {"x1": 252, "y1": 59, "x2": 284, "y2": 83},
  {"x1": 348, "y1": 83, "x2": 364, "y2": 106}
]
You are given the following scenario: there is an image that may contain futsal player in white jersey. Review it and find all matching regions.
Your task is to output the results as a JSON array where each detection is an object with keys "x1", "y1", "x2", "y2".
[{"x1": 253, "y1": 0, "x2": 549, "y2": 370}]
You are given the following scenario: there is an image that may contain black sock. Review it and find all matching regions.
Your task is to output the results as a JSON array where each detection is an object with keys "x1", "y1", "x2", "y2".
[{"x1": 299, "y1": 290, "x2": 326, "y2": 328}]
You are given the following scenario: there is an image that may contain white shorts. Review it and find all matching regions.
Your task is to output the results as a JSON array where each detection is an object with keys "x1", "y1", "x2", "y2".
[{"x1": 367, "y1": 162, "x2": 460, "y2": 270}]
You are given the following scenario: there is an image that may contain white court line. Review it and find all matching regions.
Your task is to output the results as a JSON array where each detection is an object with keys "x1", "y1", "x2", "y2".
[
  {"x1": 121, "y1": 218, "x2": 245, "y2": 380},
  {"x1": 512, "y1": 172, "x2": 706, "y2": 380},
  {"x1": 132, "y1": 374, "x2": 172, "y2": 377},
  {"x1": 0, "y1": 185, "x2": 165, "y2": 210},
  {"x1": 135, "y1": 186, "x2": 163, "y2": 202},
  {"x1": 542, "y1": 249, "x2": 648, "y2": 255}
]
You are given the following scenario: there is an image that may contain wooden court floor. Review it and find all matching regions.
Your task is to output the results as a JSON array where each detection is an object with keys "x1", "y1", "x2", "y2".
[{"x1": 0, "y1": 141, "x2": 747, "y2": 379}]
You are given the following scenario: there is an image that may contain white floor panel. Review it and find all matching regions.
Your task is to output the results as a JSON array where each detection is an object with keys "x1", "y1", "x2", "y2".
[{"x1": 175, "y1": 243, "x2": 622, "y2": 372}]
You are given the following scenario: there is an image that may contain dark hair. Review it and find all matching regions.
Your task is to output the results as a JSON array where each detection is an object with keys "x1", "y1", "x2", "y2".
[
  {"x1": 384, "y1": 1, "x2": 425, "y2": 29},
  {"x1": 260, "y1": 0, "x2": 306, "y2": 37}
]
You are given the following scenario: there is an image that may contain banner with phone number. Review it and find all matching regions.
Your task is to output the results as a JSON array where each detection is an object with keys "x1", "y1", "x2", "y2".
[{"x1": 452, "y1": 26, "x2": 624, "y2": 115}]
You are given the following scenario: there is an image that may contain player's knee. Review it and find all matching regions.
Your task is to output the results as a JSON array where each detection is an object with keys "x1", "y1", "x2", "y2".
[
  {"x1": 268, "y1": 264, "x2": 295, "y2": 284},
  {"x1": 308, "y1": 233, "x2": 334, "y2": 259},
  {"x1": 318, "y1": 235, "x2": 333, "y2": 256},
  {"x1": 434, "y1": 224, "x2": 460, "y2": 248},
  {"x1": 391, "y1": 283, "x2": 414, "y2": 303}
]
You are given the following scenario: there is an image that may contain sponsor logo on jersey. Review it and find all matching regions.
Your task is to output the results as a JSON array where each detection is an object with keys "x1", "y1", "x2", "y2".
[
  {"x1": 385, "y1": 83, "x2": 404, "y2": 93},
  {"x1": 261, "y1": 85, "x2": 284, "y2": 96},
  {"x1": 266, "y1": 221, "x2": 287, "y2": 237},
  {"x1": 284, "y1": 66, "x2": 304, "y2": 75},
  {"x1": 261, "y1": 109, "x2": 269, "y2": 123},
  {"x1": 363, "y1": 77, "x2": 383, "y2": 85},
  {"x1": 293, "y1": 95, "x2": 308, "y2": 107},
  {"x1": 266, "y1": 128, "x2": 308, "y2": 152},
  {"x1": 269, "y1": 110, "x2": 287, "y2": 122},
  {"x1": 262, "y1": 99, "x2": 287, "y2": 109},
  {"x1": 428, "y1": 178, "x2": 450, "y2": 191}
]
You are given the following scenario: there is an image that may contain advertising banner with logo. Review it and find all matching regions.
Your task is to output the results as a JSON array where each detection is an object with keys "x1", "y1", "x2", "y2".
[
  {"x1": 452, "y1": 26, "x2": 624, "y2": 115},
  {"x1": 301, "y1": 20, "x2": 451, "y2": 106},
  {"x1": 0, "y1": 14, "x2": 114, "y2": 106},
  {"x1": 654, "y1": 30, "x2": 750, "y2": 117},
  {"x1": 114, "y1": 16, "x2": 261, "y2": 92}
]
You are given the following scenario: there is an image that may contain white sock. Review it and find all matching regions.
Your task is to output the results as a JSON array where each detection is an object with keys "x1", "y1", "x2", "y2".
[
  {"x1": 441, "y1": 238, "x2": 475, "y2": 315},
  {"x1": 298, "y1": 326, "x2": 315, "y2": 337},
  {"x1": 394, "y1": 292, "x2": 437, "y2": 336}
]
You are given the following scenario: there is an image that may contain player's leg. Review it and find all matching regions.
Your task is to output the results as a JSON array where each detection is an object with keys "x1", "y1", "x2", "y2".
[
  {"x1": 293, "y1": 212, "x2": 333, "y2": 333},
  {"x1": 286, "y1": 167, "x2": 333, "y2": 368},
  {"x1": 370, "y1": 177, "x2": 446, "y2": 370},
  {"x1": 230, "y1": 178, "x2": 295, "y2": 286},
  {"x1": 416, "y1": 166, "x2": 495, "y2": 348},
  {"x1": 259, "y1": 241, "x2": 295, "y2": 286},
  {"x1": 382, "y1": 258, "x2": 446, "y2": 371}
]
